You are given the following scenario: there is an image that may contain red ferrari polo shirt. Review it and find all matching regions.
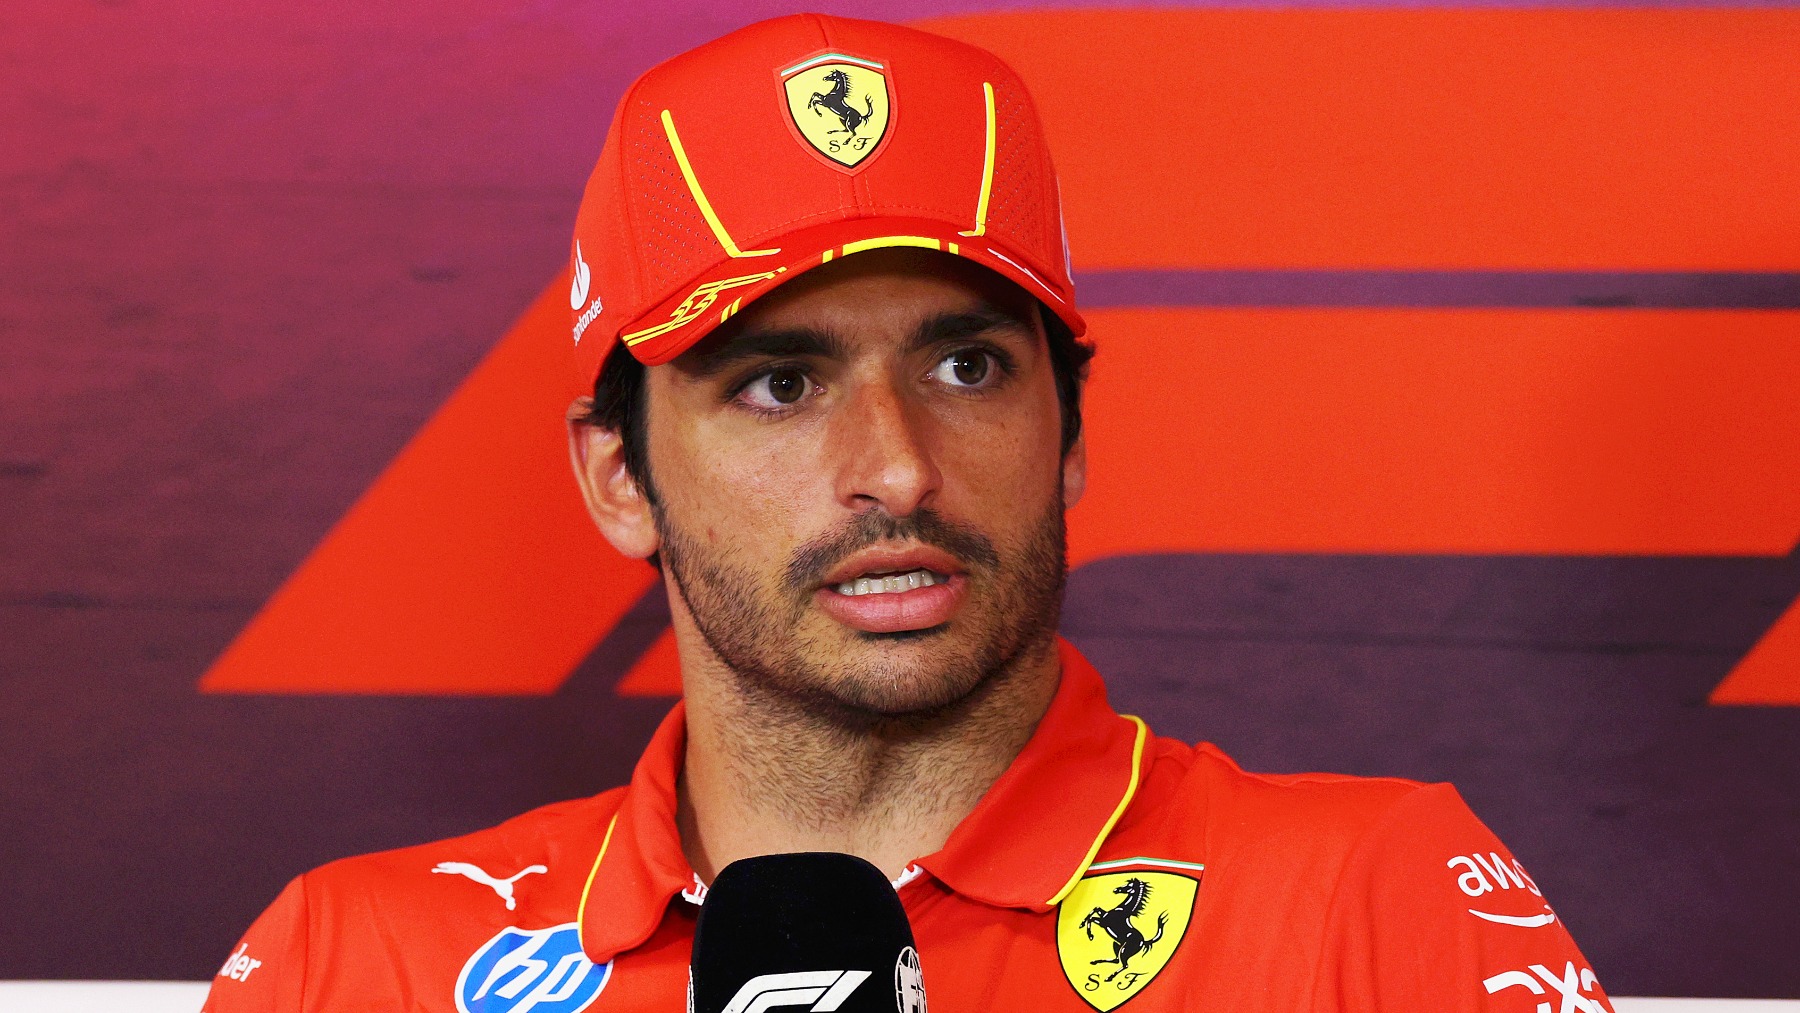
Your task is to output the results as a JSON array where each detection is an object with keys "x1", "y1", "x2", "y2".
[{"x1": 204, "y1": 640, "x2": 1609, "y2": 1013}]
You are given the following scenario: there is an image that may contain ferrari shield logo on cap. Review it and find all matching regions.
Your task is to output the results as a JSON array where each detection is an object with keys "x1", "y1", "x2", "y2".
[
  {"x1": 781, "y1": 53, "x2": 891, "y2": 169},
  {"x1": 1055, "y1": 860, "x2": 1201, "y2": 1011}
]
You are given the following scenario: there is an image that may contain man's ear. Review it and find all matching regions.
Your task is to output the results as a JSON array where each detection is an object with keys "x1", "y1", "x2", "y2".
[
  {"x1": 566, "y1": 396, "x2": 659, "y2": 560},
  {"x1": 1061, "y1": 431, "x2": 1087, "y2": 509}
]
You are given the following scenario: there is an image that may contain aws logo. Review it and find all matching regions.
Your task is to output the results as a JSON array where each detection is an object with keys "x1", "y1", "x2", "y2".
[{"x1": 1447, "y1": 851, "x2": 1559, "y2": 929}]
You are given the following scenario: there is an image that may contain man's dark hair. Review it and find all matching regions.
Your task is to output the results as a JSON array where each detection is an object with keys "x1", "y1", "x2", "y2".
[{"x1": 580, "y1": 303, "x2": 1094, "y2": 512}]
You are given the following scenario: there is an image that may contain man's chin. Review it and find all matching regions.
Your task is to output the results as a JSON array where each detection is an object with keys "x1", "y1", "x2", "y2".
[
  {"x1": 811, "y1": 673, "x2": 989, "y2": 722},
  {"x1": 850, "y1": 623, "x2": 950, "y2": 644},
  {"x1": 788, "y1": 629, "x2": 1018, "y2": 719}
]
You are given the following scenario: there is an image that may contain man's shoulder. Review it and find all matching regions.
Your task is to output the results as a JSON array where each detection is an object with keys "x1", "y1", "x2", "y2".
[
  {"x1": 299, "y1": 786, "x2": 627, "y2": 922},
  {"x1": 1132, "y1": 734, "x2": 1467, "y2": 863},
  {"x1": 204, "y1": 789, "x2": 630, "y2": 1010},
  {"x1": 1115, "y1": 742, "x2": 1605, "y2": 1004}
]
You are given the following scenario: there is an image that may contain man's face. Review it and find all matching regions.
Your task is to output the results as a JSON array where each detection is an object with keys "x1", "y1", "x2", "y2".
[{"x1": 640, "y1": 248, "x2": 1082, "y2": 718}]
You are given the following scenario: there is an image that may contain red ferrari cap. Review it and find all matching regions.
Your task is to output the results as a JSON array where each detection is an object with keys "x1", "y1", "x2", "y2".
[{"x1": 567, "y1": 13, "x2": 1084, "y2": 382}]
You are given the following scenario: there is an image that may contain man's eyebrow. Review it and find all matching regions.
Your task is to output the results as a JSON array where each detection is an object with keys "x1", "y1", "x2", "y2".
[
  {"x1": 686, "y1": 303, "x2": 1033, "y2": 377},
  {"x1": 686, "y1": 326, "x2": 852, "y2": 377},
  {"x1": 906, "y1": 304, "x2": 1034, "y2": 352}
]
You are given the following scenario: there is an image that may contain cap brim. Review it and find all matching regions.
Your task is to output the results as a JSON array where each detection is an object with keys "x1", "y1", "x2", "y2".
[{"x1": 617, "y1": 216, "x2": 1084, "y2": 367}]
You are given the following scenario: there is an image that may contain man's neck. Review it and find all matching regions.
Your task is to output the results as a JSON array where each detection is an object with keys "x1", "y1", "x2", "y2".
[{"x1": 673, "y1": 634, "x2": 1062, "y2": 883}]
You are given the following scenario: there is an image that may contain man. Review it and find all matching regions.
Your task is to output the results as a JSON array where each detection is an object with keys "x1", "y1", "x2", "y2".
[{"x1": 206, "y1": 14, "x2": 1609, "y2": 1013}]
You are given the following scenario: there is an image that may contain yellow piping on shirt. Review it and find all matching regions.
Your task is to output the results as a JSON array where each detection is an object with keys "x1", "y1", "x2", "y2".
[
  {"x1": 1047, "y1": 714, "x2": 1148, "y2": 906},
  {"x1": 575, "y1": 812, "x2": 620, "y2": 953}
]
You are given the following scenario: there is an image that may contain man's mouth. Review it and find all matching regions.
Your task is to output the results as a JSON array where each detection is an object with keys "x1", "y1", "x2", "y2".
[
  {"x1": 813, "y1": 548, "x2": 969, "y2": 634},
  {"x1": 831, "y1": 568, "x2": 948, "y2": 597}
]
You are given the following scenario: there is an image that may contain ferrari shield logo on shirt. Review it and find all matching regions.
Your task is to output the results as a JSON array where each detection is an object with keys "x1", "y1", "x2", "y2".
[
  {"x1": 1055, "y1": 860, "x2": 1202, "y2": 1012},
  {"x1": 781, "y1": 53, "x2": 891, "y2": 169},
  {"x1": 455, "y1": 922, "x2": 611, "y2": 1013}
]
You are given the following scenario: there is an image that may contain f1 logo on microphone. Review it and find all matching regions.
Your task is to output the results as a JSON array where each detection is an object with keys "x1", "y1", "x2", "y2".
[{"x1": 721, "y1": 970, "x2": 871, "y2": 1013}]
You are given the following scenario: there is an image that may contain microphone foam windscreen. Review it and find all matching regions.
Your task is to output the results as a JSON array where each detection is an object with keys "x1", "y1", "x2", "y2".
[{"x1": 690, "y1": 852, "x2": 928, "y2": 1013}]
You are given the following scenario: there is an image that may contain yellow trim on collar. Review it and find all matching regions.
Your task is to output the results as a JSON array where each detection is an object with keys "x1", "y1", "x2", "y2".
[
  {"x1": 1046, "y1": 714, "x2": 1148, "y2": 906},
  {"x1": 575, "y1": 812, "x2": 620, "y2": 954}
]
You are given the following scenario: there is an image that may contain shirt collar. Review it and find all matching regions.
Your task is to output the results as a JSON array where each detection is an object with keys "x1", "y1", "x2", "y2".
[
  {"x1": 914, "y1": 639, "x2": 1146, "y2": 911},
  {"x1": 577, "y1": 697, "x2": 693, "y2": 964},
  {"x1": 577, "y1": 637, "x2": 1146, "y2": 963}
]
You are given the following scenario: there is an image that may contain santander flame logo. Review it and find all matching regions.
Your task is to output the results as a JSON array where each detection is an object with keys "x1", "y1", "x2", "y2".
[{"x1": 569, "y1": 241, "x2": 591, "y2": 311}]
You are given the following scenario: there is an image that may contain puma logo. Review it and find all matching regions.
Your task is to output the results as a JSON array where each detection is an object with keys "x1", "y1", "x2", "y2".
[{"x1": 431, "y1": 861, "x2": 548, "y2": 911}]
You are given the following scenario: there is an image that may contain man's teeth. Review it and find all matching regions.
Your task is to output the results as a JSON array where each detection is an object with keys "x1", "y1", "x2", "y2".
[{"x1": 835, "y1": 568, "x2": 943, "y2": 596}]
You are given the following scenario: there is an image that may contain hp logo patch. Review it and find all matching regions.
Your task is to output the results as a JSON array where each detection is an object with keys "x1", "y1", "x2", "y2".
[{"x1": 455, "y1": 922, "x2": 611, "y2": 1013}]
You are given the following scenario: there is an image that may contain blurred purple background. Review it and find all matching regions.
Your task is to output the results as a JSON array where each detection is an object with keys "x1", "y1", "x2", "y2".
[{"x1": 3, "y1": 0, "x2": 1798, "y2": 995}]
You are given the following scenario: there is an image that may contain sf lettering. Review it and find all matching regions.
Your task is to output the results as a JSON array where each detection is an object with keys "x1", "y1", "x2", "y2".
[
  {"x1": 827, "y1": 136, "x2": 872, "y2": 155},
  {"x1": 1084, "y1": 971, "x2": 1146, "y2": 993}
]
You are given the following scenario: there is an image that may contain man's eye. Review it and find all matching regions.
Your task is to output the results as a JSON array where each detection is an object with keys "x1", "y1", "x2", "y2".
[
  {"x1": 933, "y1": 349, "x2": 994, "y2": 388},
  {"x1": 740, "y1": 367, "x2": 814, "y2": 410}
]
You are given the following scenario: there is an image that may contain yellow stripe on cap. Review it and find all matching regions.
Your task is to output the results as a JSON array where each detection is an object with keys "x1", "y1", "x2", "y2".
[
  {"x1": 959, "y1": 82, "x2": 997, "y2": 239},
  {"x1": 1046, "y1": 714, "x2": 1149, "y2": 906},
  {"x1": 660, "y1": 110, "x2": 779, "y2": 259},
  {"x1": 841, "y1": 236, "x2": 942, "y2": 256}
]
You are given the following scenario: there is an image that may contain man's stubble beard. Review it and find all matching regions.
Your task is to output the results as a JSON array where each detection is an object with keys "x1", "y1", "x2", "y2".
[{"x1": 656, "y1": 491, "x2": 1068, "y2": 729}]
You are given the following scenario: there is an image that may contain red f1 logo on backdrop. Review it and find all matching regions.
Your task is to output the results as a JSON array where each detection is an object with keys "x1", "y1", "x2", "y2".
[
  {"x1": 199, "y1": 9, "x2": 1800, "y2": 704},
  {"x1": 196, "y1": 276, "x2": 1800, "y2": 703}
]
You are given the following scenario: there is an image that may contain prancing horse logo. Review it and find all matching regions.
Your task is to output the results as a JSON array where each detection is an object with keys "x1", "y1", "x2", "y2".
[
  {"x1": 807, "y1": 69, "x2": 873, "y2": 139},
  {"x1": 781, "y1": 56, "x2": 891, "y2": 169},
  {"x1": 1078, "y1": 878, "x2": 1169, "y2": 982},
  {"x1": 1056, "y1": 862, "x2": 1200, "y2": 1011}
]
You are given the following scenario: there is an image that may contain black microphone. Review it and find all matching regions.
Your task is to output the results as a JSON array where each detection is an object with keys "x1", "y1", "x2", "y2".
[{"x1": 689, "y1": 852, "x2": 929, "y2": 1013}]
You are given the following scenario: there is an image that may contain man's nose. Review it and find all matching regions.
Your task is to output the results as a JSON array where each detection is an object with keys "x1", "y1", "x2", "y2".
[{"x1": 831, "y1": 378, "x2": 943, "y2": 517}]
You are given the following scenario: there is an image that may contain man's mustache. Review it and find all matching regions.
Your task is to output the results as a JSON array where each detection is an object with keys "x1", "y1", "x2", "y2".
[{"x1": 782, "y1": 508, "x2": 1001, "y2": 594}]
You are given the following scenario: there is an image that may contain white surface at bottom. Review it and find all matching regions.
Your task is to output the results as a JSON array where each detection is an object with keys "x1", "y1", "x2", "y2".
[
  {"x1": 0, "y1": 982, "x2": 1795, "y2": 1012},
  {"x1": 0, "y1": 981, "x2": 212, "y2": 1011},
  {"x1": 1619, "y1": 1004, "x2": 1800, "y2": 1012}
]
